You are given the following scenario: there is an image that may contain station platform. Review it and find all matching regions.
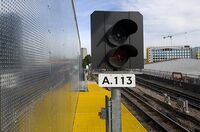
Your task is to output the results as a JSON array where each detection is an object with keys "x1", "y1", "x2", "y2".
[{"x1": 73, "y1": 82, "x2": 146, "y2": 132}]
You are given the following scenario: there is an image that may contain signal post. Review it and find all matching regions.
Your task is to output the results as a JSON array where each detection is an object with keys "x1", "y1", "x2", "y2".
[{"x1": 91, "y1": 11, "x2": 144, "y2": 132}]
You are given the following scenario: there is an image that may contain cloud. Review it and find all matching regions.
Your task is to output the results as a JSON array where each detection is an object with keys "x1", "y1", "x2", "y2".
[
  {"x1": 75, "y1": 0, "x2": 200, "y2": 54},
  {"x1": 75, "y1": 0, "x2": 122, "y2": 53},
  {"x1": 119, "y1": 0, "x2": 200, "y2": 47}
]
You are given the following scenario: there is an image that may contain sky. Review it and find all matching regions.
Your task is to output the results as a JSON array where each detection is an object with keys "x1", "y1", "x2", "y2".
[{"x1": 74, "y1": 0, "x2": 200, "y2": 54}]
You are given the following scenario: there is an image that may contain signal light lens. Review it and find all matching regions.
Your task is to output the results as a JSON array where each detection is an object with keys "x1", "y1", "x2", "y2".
[
  {"x1": 109, "y1": 49, "x2": 128, "y2": 67},
  {"x1": 107, "y1": 19, "x2": 138, "y2": 46},
  {"x1": 108, "y1": 45, "x2": 138, "y2": 68}
]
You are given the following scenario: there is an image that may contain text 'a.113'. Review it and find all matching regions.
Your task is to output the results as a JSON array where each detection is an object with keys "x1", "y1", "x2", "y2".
[{"x1": 98, "y1": 74, "x2": 135, "y2": 87}]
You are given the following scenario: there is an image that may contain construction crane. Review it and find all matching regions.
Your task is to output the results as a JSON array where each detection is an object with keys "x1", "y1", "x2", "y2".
[{"x1": 163, "y1": 29, "x2": 200, "y2": 45}]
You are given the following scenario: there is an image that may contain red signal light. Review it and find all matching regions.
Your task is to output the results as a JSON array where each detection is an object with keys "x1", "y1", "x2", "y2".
[
  {"x1": 109, "y1": 48, "x2": 128, "y2": 67},
  {"x1": 107, "y1": 45, "x2": 138, "y2": 68}
]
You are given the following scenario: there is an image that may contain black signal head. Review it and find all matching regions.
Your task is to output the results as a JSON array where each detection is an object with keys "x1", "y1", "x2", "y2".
[{"x1": 91, "y1": 11, "x2": 143, "y2": 70}]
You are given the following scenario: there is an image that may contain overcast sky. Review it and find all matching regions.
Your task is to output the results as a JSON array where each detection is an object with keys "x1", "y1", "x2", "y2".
[{"x1": 75, "y1": 0, "x2": 200, "y2": 54}]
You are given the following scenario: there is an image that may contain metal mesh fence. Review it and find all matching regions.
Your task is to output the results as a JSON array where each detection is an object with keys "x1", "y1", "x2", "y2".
[{"x1": 0, "y1": 0, "x2": 80, "y2": 131}]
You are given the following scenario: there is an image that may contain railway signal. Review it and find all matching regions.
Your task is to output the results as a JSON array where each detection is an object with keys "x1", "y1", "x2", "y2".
[
  {"x1": 92, "y1": 11, "x2": 144, "y2": 132},
  {"x1": 91, "y1": 11, "x2": 144, "y2": 70}
]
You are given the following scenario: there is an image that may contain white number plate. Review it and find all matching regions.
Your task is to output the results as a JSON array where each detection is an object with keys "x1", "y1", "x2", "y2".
[{"x1": 98, "y1": 74, "x2": 135, "y2": 87}]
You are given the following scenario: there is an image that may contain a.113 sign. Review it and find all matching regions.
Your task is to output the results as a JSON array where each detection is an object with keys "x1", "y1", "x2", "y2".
[{"x1": 98, "y1": 74, "x2": 135, "y2": 87}]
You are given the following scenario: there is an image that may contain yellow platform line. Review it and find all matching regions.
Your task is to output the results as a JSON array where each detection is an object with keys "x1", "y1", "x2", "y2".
[{"x1": 73, "y1": 83, "x2": 146, "y2": 132}]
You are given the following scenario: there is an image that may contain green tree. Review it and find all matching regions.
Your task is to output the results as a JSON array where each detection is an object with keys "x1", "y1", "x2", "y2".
[{"x1": 82, "y1": 54, "x2": 91, "y2": 68}]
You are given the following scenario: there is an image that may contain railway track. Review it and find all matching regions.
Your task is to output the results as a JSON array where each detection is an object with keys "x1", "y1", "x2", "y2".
[
  {"x1": 121, "y1": 88, "x2": 190, "y2": 132},
  {"x1": 136, "y1": 76, "x2": 200, "y2": 110}
]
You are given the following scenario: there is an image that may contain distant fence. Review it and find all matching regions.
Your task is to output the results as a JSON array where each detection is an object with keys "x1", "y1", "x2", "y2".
[
  {"x1": 134, "y1": 69, "x2": 200, "y2": 85},
  {"x1": 92, "y1": 68, "x2": 200, "y2": 85}
]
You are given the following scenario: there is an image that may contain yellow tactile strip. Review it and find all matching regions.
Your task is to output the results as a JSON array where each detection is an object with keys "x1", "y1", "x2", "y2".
[{"x1": 73, "y1": 83, "x2": 147, "y2": 132}]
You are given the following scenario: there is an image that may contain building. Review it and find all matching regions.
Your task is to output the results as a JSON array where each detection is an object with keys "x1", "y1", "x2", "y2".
[
  {"x1": 192, "y1": 47, "x2": 200, "y2": 59},
  {"x1": 146, "y1": 45, "x2": 191, "y2": 63},
  {"x1": 81, "y1": 47, "x2": 87, "y2": 59}
]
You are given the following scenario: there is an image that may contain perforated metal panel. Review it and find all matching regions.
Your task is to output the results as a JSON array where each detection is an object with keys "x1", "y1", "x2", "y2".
[{"x1": 0, "y1": 0, "x2": 81, "y2": 131}]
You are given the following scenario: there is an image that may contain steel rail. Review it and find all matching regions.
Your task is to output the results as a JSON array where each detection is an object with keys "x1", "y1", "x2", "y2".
[
  {"x1": 122, "y1": 88, "x2": 190, "y2": 132},
  {"x1": 136, "y1": 77, "x2": 200, "y2": 110},
  {"x1": 124, "y1": 87, "x2": 200, "y2": 130}
]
